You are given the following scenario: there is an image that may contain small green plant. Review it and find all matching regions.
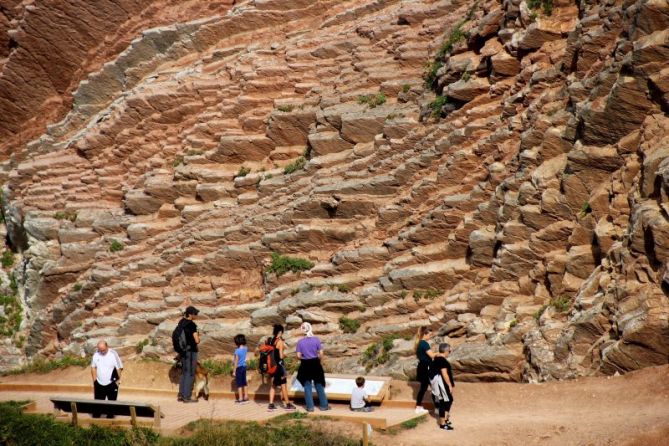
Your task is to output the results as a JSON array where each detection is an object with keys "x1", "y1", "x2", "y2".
[
  {"x1": 9, "y1": 274, "x2": 17, "y2": 293},
  {"x1": 73, "y1": 283, "x2": 82, "y2": 292},
  {"x1": 266, "y1": 253, "x2": 314, "y2": 277},
  {"x1": 509, "y1": 319, "x2": 518, "y2": 328},
  {"x1": 534, "y1": 304, "x2": 548, "y2": 321},
  {"x1": 202, "y1": 358, "x2": 234, "y2": 376},
  {"x1": 264, "y1": 173, "x2": 273, "y2": 180},
  {"x1": 400, "y1": 290, "x2": 408, "y2": 299},
  {"x1": 461, "y1": 70, "x2": 471, "y2": 82},
  {"x1": 357, "y1": 92, "x2": 387, "y2": 108},
  {"x1": 402, "y1": 83, "x2": 411, "y2": 93},
  {"x1": 401, "y1": 416, "x2": 427, "y2": 429},
  {"x1": 528, "y1": 0, "x2": 553, "y2": 15},
  {"x1": 54, "y1": 211, "x2": 77, "y2": 222},
  {"x1": 284, "y1": 156, "x2": 307, "y2": 175},
  {"x1": 2, "y1": 355, "x2": 89, "y2": 376},
  {"x1": 436, "y1": 23, "x2": 466, "y2": 60},
  {"x1": 339, "y1": 316, "x2": 360, "y2": 334},
  {"x1": 172, "y1": 155, "x2": 184, "y2": 168},
  {"x1": 336, "y1": 284, "x2": 351, "y2": 293},
  {"x1": 186, "y1": 149, "x2": 203, "y2": 156},
  {"x1": 277, "y1": 104, "x2": 295, "y2": 112},
  {"x1": 424, "y1": 60, "x2": 443, "y2": 87},
  {"x1": 15, "y1": 335, "x2": 25, "y2": 348},
  {"x1": 414, "y1": 288, "x2": 444, "y2": 301},
  {"x1": 386, "y1": 112, "x2": 405, "y2": 120},
  {"x1": 0, "y1": 293, "x2": 21, "y2": 337},
  {"x1": 579, "y1": 202, "x2": 592, "y2": 218},
  {"x1": 109, "y1": 240, "x2": 124, "y2": 253},
  {"x1": 1, "y1": 250, "x2": 15, "y2": 268},
  {"x1": 135, "y1": 339, "x2": 150, "y2": 354},
  {"x1": 430, "y1": 95, "x2": 449, "y2": 118},
  {"x1": 551, "y1": 295, "x2": 572, "y2": 313},
  {"x1": 236, "y1": 166, "x2": 251, "y2": 178}
]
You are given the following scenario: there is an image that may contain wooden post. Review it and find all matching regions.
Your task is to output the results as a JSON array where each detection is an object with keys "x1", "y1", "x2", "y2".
[
  {"x1": 153, "y1": 405, "x2": 161, "y2": 430},
  {"x1": 70, "y1": 402, "x2": 78, "y2": 427},
  {"x1": 362, "y1": 422, "x2": 369, "y2": 446},
  {"x1": 129, "y1": 406, "x2": 137, "y2": 427}
]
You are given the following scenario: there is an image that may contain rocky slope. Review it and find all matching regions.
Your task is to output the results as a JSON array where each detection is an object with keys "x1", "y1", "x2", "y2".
[{"x1": 0, "y1": 0, "x2": 667, "y2": 382}]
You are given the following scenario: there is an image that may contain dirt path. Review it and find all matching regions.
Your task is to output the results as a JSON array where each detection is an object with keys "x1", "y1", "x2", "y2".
[
  {"x1": 384, "y1": 365, "x2": 669, "y2": 446},
  {"x1": 1, "y1": 363, "x2": 668, "y2": 445}
]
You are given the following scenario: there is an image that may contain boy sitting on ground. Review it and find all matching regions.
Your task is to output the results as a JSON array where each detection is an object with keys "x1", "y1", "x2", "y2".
[{"x1": 350, "y1": 376, "x2": 373, "y2": 412}]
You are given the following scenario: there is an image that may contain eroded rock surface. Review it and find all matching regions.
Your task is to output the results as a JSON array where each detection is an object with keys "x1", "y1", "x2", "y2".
[{"x1": 0, "y1": 0, "x2": 668, "y2": 382}]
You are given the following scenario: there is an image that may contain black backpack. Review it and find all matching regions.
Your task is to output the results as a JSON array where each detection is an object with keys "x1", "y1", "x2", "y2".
[
  {"x1": 258, "y1": 337, "x2": 278, "y2": 375},
  {"x1": 172, "y1": 320, "x2": 190, "y2": 354}
]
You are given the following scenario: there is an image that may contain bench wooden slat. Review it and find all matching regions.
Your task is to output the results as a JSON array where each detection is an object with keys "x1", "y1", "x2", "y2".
[{"x1": 50, "y1": 397, "x2": 164, "y2": 420}]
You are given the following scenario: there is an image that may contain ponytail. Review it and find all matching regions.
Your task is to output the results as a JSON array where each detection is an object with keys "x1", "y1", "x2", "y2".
[{"x1": 414, "y1": 326, "x2": 431, "y2": 353}]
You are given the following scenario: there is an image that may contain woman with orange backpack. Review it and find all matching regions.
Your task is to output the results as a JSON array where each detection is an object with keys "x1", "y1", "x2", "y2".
[{"x1": 265, "y1": 324, "x2": 296, "y2": 412}]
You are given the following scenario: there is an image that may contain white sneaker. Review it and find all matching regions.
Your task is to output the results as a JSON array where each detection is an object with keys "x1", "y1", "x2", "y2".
[{"x1": 415, "y1": 406, "x2": 429, "y2": 414}]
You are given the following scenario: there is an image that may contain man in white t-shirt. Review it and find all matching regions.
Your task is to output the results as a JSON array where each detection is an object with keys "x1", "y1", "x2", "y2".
[{"x1": 90, "y1": 340, "x2": 123, "y2": 418}]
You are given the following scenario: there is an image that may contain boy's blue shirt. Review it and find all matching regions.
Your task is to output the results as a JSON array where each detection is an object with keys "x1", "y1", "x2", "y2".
[{"x1": 234, "y1": 346, "x2": 248, "y2": 367}]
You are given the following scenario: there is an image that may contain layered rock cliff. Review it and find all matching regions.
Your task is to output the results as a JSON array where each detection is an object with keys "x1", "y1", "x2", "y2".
[{"x1": 0, "y1": 0, "x2": 667, "y2": 381}]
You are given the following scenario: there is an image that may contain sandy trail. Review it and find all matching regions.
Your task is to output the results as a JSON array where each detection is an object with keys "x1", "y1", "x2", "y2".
[{"x1": 1, "y1": 363, "x2": 668, "y2": 445}]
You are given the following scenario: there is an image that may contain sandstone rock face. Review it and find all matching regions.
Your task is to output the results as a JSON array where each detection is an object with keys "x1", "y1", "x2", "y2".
[{"x1": 0, "y1": 0, "x2": 668, "y2": 383}]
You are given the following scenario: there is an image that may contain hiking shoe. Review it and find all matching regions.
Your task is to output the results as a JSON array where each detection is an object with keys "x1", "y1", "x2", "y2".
[
  {"x1": 284, "y1": 403, "x2": 297, "y2": 411},
  {"x1": 318, "y1": 405, "x2": 331, "y2": 411},
  {"x1": 177, "y1": 395, "x2": 184, "y2": 402},
  {"x1": 182, "y1": 398, "x2": 198, "y2": 404},
  {"x1": 267, "y1": 403, "x2": 277, "y2": 412},
  {"x1": 415, "y1": 407, "x2": 429, "y2": 415},
  {"x1": 240, "y1": 399, "x2": 250, "y2": 404},
  {"x1": 306, "y1": 408, "x2": 314, "y2": 413},
  {"x1": 440, "y1": 423, "x2": 454, "y2": 430},
  {"x1": 234, "y1": 399, "x2": 242, "y2": 404}
]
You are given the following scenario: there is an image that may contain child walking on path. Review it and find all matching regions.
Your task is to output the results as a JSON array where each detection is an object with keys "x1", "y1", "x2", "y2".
[
  {"x1": 430, "y1": 343, "x2": 455, "y2": 430},
  {"x1": 350, "y1": 376, "x2": 373, "y2": 412},
  {"x1": 233, "y1": 334, "x2": 249, "y2": 404}
]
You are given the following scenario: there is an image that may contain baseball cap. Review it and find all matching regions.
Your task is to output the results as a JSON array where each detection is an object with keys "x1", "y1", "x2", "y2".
[{"x1": 185, "y1": 306, "x2": 200, "y2": 316}]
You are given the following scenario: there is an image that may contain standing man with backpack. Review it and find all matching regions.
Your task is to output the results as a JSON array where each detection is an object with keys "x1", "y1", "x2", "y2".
[{"x1": 173, "y1": 306, "x2": 200, "y2": 403}]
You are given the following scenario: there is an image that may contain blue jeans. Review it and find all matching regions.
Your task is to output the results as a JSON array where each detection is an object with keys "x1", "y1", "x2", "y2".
[{"x1": 303, "y1": 380, "x2": 328, "y2": 410}]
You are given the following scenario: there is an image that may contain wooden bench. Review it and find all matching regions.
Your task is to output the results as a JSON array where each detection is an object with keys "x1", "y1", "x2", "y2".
[
  {"x1": 50, "y1": 397, "x2": 163, "y2": 430},
  {"x1": 288, "y1": 373, "x2": 392, "y2": 403}
]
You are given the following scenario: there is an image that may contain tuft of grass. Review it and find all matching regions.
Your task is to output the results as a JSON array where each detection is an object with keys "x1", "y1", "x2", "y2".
[
  {"x1": 335, "y1": 284, "x2": 351, "y2": 293},
  {"x1": 401, "y1": 83, "x2": 411, "y2": 93},
  {"x1": 509, "y1": 319, "x2": 518, "y2": 328},
  {"x1": 579, "y1": 201, "x2": 592, "y2": 218},
  {"x1": 0, "y1": 293, "x2": 22, "y2": 337},
  {"x1": 73, "y1": 283, "x2": 82, "y2": 292},
  {"x1": 436, "y1": 23, "x2": 466, "y2": 60},
  {"x1": 339, "y1": 316, "x2": 360, "y2": 334},
  {"x1": 357, "y1": 92, "x2": 387, "y2": 108},
  {"x1": 1, "y1": 250, "x2": 15, "y2": 268},
  {"x1": 424, "y1": 60, "x2": 443, "y2": 87},
  {"x1": 461, "y1": 70, "x2": 471, "y2": 82},
  {"x1": 202, "y1": 358, "x2": 234, "y2": 376},
  {"x1": 401, "y1": 416, "x2": 428, "y2": 429},
  {"x1": 534, "y1": 304, "x2": 548, "y2": 321},
  {"x1": 413, "y1": 288, "x2": 444, "y2": 301},
  {"x1": 361, "y1": 334, "x2": 401, "y2": 370},
  {"x1": 136, "y1": 339, "x2": 150, "y2": 354},
  {"x1": 109, "y1": 240, "x2": 124, "y2": 253},
  {"x1": 266, "y1": 253, "x2": 314, "y2": 277},
  {"x1": 172, "y1": 155, "x2": 184, "y2": 168},
  {"x1": 284, "y1": 156, "x2": 306, "y2": 175},
  {"x1": 551, "y1": 295, "x2": 572, "y2": 313},
  {"x1": 54, "y1": 210, "x2": 77, "y2": 222},
  {"x1": 236, "y1": 166, "x2": 251, "y2": 178},
  {"x1": 2, "y1": 355, "x2": 89, "y2": 376},
  {"x1": 277, "y1": 104, "x2": 295, "y2": 113},
  {"x1": 430, "y1": 95, "x2": 449, "y2": 118},
  {"x1": 528, "y1": 0, "x2": 553, "y2": 16}
]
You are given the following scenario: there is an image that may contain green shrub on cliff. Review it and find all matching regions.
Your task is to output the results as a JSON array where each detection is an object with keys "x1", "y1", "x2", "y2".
[{"x1": 266, "y1": 253, "x2": 314, "y2": 277}]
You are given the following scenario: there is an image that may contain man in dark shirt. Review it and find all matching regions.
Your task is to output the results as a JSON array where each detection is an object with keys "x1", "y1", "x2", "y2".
[
  {"x1": 178, "y1": 306, "x2": 200, "y2": 403},
  {"x1": 430, "y1": 343, "x2": 455, "y2": 430}
]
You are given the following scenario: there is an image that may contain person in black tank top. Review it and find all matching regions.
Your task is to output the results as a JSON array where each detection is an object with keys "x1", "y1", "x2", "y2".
[{"x1": 267, "y1": 324, "x2": 296, "y2": 412}]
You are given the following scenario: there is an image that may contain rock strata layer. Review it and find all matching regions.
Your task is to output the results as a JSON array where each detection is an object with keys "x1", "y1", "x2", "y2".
[{"x1": 0, "y1": 0, "x2": 667, "y2": 382}]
